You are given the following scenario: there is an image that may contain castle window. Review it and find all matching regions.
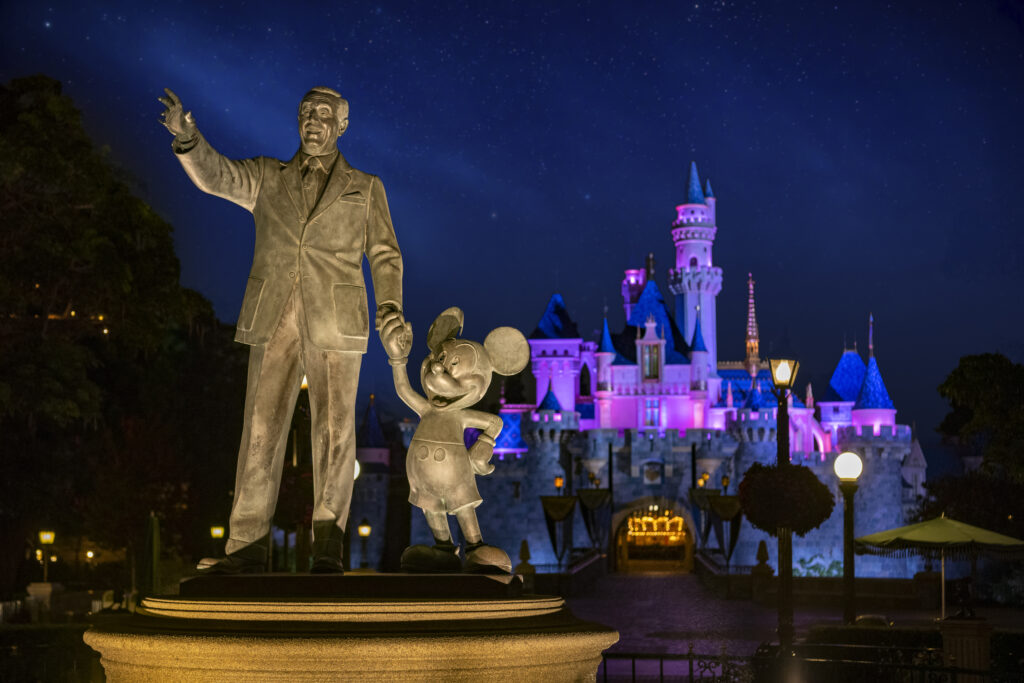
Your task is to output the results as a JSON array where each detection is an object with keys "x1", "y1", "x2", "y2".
[
  {"x1": 642, "y1": 345, "x2": 660, "y2": 381},
  {"x1": 579, "y1": 364, "x2": 592, "y2": 397},
  {"x1": 689, "y1": 257, "x2": 698, "y2": 268},
  {"x1": 644, "y1": 399, "x2": 660, "y2": 427}
]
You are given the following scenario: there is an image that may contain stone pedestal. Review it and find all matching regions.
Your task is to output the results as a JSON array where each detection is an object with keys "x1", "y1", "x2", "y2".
[{"x1": 84, "y1": 574, "x2": 618, "y2": 681}]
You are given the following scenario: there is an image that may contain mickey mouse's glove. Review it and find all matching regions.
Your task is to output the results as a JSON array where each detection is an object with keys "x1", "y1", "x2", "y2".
[{"x1": 469, "y1": 436, "x2": 495, "y2": 475}]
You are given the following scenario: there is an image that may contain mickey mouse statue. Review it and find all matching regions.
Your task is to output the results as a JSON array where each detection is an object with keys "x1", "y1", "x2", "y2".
[{"x1": 381, "y1": 306, "x2": 529, "y2": 573}]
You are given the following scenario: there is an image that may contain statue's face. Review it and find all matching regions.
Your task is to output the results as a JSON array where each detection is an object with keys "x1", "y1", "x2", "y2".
[
  {"x1": 420, "y1": 339, "x2": 491, "y2": 411},
  {"x1": 298, "y1": 93, "x2": 346, "y2": 156}
]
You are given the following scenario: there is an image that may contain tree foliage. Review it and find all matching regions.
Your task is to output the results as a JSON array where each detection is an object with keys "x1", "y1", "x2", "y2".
[
  {"x1": 739, "y1": 462, "x2": 836, "y2": 537},
  {"x1": 0, "y1": 75, "x2": 246, "y2": 595},
  {"x1": 937, "y1": 353, "x2": 1024, "y2": 481}
]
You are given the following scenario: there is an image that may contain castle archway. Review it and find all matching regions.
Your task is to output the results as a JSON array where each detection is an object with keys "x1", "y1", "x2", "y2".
[{"x1": 611, "y1": 497, "x2": 695, "y2": 574}]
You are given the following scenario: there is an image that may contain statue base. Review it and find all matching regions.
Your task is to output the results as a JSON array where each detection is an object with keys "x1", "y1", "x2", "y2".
[{"x1": 84, "y1": 574, "x2": 618, "y2": 681}]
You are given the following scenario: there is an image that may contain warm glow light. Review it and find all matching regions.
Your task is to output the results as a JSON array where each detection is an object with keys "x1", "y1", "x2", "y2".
[
  {"x1": 301, "y1": 375, "x2": 309, "y2": 390},
  {"x1": 98, "y1": 315, "x2": 104, "y2": 321},
  {"x1": 102, "y1": 328, "x2": 109, "y2": 335},
  {"x1": 49, "y1": 555, "x2": 57, "y2": 563},
  {"x1": 354, "y1": 460, "x2": 361, "y2": 480},
  {"x1": 39, "y1": 531, "x2": 55, "y2": 545},
  {"x1": 86, "y1": 550, "x2": 95, "y2": 559},
  {"x1": 554, "y1": 475, "x2": 564, "y2": 490},
  {"x1": 774, "y1": 361, "x2": 792, "y2": 384},
  {"x1": 834, "y1": 451, "x2": 863, "y2": 481},
  {"x1": 210, "y1": 526, "x2": 225, "y2": 539},
  {"x1": 35, "y1": 549, "x2": 42, "y2": 561},
  {"x1": 357, "y1": 519, "x2": 372, "y2": 537},
  {"x1": 769, "y1": 358, "x2": 800, "y2": 390}
]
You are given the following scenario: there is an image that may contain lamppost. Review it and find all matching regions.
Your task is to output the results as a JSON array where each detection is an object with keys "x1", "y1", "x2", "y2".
[
  {"x1": 38, "y1": 531, "x2": 55, "y2": 582},
  {"x1": 769, "y1": 356, "x2": 799, "y2": 655},
  {"x1": 554, "y1": 475, "x2": 565, "y2": 495},
  {"x1": 834, "y1": 451, "x2": 863, "y2": 624},
  {"x1": 357, "y1": 518, "x2": 372, "y2": 569}
]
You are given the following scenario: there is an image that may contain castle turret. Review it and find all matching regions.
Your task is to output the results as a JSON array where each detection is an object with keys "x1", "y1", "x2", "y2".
[
  {"x1": 667, "y1": 162, "x2": 723, "y2": 371},
  {"x1": 529, "y1": 294, "x2": 582, "y2": 413},
  {"x1": 851, "y1": 314, "x2": 897, "y2": 435}
]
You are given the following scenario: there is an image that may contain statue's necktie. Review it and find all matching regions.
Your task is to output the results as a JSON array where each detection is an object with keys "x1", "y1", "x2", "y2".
[{"x1": 301, "y1": 158, "x2": 326, "y2": 213}]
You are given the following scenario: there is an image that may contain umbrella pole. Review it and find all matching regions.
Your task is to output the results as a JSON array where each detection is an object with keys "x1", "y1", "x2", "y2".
[{"x1": 940, "y1": 548, "x2": 945, "y2": 620}]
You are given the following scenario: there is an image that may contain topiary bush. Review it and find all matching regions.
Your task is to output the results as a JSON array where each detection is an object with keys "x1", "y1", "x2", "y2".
[{"x1": 739, "y1": 462, "x2": 835, "y2": 537}]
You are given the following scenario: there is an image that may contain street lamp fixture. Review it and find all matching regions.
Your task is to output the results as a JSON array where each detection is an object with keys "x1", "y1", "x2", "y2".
[
  {"x1": 834, "y1": 451, "x2": 863, "y2": 624},
  {"x1": 769, "y1": 355, "x2": 798, "y2": 656},
  {"x1": 554, "y1": 475, "x2": 564, "y2": 494},
  {"x1": 38, "y1": 531, "x2": 55, "y2": 582},
  {"x1": 721, "y1": 475, "x2": 730, "y2": 493},
  {"x1": 769, "y1": 358, "x2": 799, "y2": 390},
  {"x1": 357, "y1": 518, "x2": 372, "y2": 569},
  {"x1": 210, "y1": 526, "x2": 225, "y2": 539}
]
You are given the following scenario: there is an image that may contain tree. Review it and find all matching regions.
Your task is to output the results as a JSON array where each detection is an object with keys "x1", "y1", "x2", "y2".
[
  {"x1": 0, "y1": 75, "x2": 246, "y2": 595},
  {"x1": 937, "y1": 353, "x2": 1024, "y2": 481}
]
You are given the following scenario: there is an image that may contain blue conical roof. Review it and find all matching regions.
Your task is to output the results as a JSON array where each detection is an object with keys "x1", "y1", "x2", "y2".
[
  {"x1": 855, "y1": 357, "x2": 895, "y2": 410},
  {"x1": 824, "y1": 349, "x2": 866, "y2": 402},
  {"x1": 690, "y1": 313, "x2": 708, "y2": 353},
  {"x1": 742, "y1": 378, "x2": 772, "y2": 411},
  {"x1": 687, "y1": 161, "x2": 705, "y2": 204},
  {"x1": 704, "y1": 178, "x2": 714, "y2": 198},
  {"x1": 598, "y1": 318, "x2": 616, "y2": 353},
  {"x1": 357, "y1": 395, "x2": 386, "y2": 448},
  {"x1": 538, "y1": 387, "x2": 562, "y2": 411},
  {"x1": 530, "y1": 293, "x2": 580, "y2": 339},
  {"x1": 626, "y1": 280, "x2": 688, "y2": 363}
]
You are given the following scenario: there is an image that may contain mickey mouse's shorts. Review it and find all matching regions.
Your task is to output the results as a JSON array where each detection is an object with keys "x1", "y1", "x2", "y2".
[{"x1": 407, "y1": 438, "x2": 482, "y2": 513}]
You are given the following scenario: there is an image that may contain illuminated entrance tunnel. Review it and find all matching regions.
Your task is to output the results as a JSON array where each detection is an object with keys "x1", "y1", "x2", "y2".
[{"x1": 614, "y1": 500, "x2": 694, "y2": 573}]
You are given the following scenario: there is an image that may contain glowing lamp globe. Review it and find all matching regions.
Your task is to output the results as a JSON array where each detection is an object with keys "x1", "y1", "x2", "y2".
[
  {"x1": 357, "y1": 518, "x2": 372, "y2": 538},
  {"x1": 834, "y1": 451, "x2": 863, "y2": 482},
  {"x1": 210, "y1": 526, "x2": 225, "y2": 539},
  {"x1": 769, "y1": 358, "x2": 799, "y2": 390},
  {"x1": 354, "y1": 460, "x2": 361, "y2": 480},
  {"x1": 39, "y1": 531, "x2": 55, "y2": 545}
]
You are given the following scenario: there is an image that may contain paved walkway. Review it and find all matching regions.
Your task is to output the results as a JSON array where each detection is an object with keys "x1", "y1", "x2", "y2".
[{"x1": 565, "y1": 573, "x2": 1024, "y2": 657}]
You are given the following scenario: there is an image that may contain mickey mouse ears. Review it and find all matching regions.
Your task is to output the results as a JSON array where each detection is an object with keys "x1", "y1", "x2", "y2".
[
  {"x1": 426, "y1": 307, "x2": 464, "y2": 351},
  {"x1": 484, "y1": 327, "x2": 529, "y2": 376}
]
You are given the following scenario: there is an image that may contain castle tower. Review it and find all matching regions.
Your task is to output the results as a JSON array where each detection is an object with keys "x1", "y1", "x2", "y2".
[
  {"x1": 744, "y1": 273, "x2": 760, "y2": 378},
  {"x1": 529, "y1": 294, "x2": 582, "y2": 413},
  {"x1": 851, "y1": 314, "x2": 897, "y2": 435},
  {"x1": 667, "y1": 162, "x2": 723, "y2": 371}
]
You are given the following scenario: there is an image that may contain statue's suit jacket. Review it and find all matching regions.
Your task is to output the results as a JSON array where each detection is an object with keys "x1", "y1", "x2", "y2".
[{"x1": 174, "y1": 134, "x2": 402, "y2": 352}]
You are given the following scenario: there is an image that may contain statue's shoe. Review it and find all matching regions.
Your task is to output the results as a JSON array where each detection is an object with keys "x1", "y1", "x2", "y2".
[
  {"x1": 310, "y1": 556, "x2": 345, "y2": 574},
  {"x1": 400, "y1": 544, "x2": 462, "y2": 573},
  {"x1": 196, "y1": 554, "x2": 265, "y2": 575},
  {"x1": 464, "y1": 544, "x2": 512, "y2": 575}
]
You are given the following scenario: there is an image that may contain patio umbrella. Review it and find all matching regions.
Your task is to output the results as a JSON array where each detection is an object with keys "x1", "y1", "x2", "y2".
[{"x1": 855, "y1": 515, "x2": 1024, "y2": 618}]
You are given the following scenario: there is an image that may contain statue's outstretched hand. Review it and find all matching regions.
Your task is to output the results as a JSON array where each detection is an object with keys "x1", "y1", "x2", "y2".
[{"x1": 158, "y1": 88, "x2": 197, "y2": 139}]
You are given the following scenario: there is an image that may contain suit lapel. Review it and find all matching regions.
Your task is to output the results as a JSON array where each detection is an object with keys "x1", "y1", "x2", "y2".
[
  {"x1": 280, "y1": 152, "x2": 304, "y2": 220},
  {"x1": 308, "y1": 153, "x2": 354, "y2": 224}
]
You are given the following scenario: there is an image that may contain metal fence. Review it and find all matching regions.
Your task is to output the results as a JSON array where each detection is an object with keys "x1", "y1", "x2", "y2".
[{"x1": 599, "y1": 646, "x2": 1018, "y2": 683}]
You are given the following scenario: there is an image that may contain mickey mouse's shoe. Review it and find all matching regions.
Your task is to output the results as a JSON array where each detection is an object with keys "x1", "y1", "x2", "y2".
[
  {"x1": 400, "y1": 541, "x2": 462, "y2": 573},
  {"x1": 464, "y1": 542, "x2": 511, "y2": 575}
]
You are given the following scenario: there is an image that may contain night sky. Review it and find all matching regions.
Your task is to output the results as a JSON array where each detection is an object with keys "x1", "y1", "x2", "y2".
[{"x1": 3, "y1": 1, "x2": 1023, "y2": 475}]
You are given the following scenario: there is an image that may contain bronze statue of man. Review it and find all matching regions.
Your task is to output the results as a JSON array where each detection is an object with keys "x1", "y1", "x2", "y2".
[{"x1": 159, "y1": 87, "x2": 404, "y2": 574}]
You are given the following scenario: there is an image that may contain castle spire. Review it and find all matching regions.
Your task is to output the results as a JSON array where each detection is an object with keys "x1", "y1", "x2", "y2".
[
  {"x1": 744, "y1": 272, "x2": 760, "y2": 377},
  {"x1": 690, "y1": 304, "x2": 708, "y2": 353},
  {"x1": 868, "y1": 312, "x2": 875, "y2": 358},
  {"x1": 704, "y1": 178, "x2": 714, "y2": 198},
  {"x1": 687, "y1": 161, "x2": 705, "y2": 204}
]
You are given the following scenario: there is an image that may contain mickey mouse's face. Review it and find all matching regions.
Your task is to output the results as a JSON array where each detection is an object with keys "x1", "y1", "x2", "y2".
[{"x1": 420, "y1": 338, "x2": 492, "y2": 411}]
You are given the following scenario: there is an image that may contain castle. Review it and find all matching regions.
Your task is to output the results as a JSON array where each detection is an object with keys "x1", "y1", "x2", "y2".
[{"x1": 375, "y1": 162, "x2": 928, "y2": 578}]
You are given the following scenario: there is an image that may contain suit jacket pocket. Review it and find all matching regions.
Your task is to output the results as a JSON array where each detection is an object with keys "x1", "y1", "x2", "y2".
[
  {"x1": 238, "y1": 277, "x2": 264, "y2": 331},
  {"x1": 333, "y1": 283, "x2": 368, "y2": 338}
]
